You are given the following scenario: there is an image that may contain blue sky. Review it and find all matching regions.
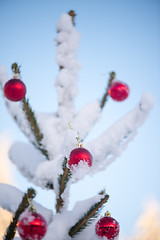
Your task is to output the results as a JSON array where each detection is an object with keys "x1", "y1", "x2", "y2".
[{"x1": 0, "y1": 0, "x2": 160, "y2": 237}]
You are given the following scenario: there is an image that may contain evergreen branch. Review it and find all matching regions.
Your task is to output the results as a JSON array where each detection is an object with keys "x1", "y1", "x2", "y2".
[
  {"x1": 56, "y1": 158, "x2": 72, "y2": 213},
  {"x1": 22, "y1": 97, "x2": 49, "y2": 160},
  {"x1": 100, "y1": 72, "x2": 115, "y2": 109},
  {"x1": 69, "y1": 194, "x2": 109, "y2": 237},
  {"x1": 59, "y1": 158, "x2": 72, "y2": 195},
  {"x1": 4, "y1": 188, "x2": 36, "y2": 240}
]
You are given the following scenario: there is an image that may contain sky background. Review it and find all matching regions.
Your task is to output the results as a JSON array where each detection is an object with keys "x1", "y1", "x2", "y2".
[{"x1": 0, "y1": 0, "x2": 160, "y2": 238}]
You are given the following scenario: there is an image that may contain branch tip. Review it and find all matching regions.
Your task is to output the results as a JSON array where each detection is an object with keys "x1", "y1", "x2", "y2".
[
  {"x1": 11, "y1": 63, "x2": 21, "y2": 74},
  {"x1": 68, "y1": 10, "x2": 76, "y2": 25}
]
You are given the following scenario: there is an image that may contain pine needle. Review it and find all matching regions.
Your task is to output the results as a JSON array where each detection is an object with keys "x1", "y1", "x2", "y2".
[
  {"x1": 56, "y1": 158, "x2": 72, "y2": 212},
  {"x1": 100, "y1": 72, "x2": 115, "y2": 109},
  {"x1": 22, "y1": 97, "x2": 49, "y2": 160},
  {"x1": 69, "y1": 194, "x2": 109, "y2": 237},
  {"x1": 4, "y1": 188, "x2": 36, "y2": 240}
]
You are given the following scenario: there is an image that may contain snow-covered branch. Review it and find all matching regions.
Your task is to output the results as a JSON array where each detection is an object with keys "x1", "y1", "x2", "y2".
[
  {"x1": 0, "y1": 183, "x2": 53, "y2": 224},
  {"x1": 71, "y1": 101, "x2": 101, "y2": 140},
  {"x1": 86, "y1": 93, "x2": 154, "y2": 174},
  {"x1": 10, "y1": 93, "x2": 154, "y2": 187},
  {"x1": 0, "y1": 66, "x2": 38, "y2": 146},
  {"x1": 9, "y1": 142, "x2": 46, "y2": 182},
  {"x1": 55, "y1": 13, "x2": 81, "y2": 121}
]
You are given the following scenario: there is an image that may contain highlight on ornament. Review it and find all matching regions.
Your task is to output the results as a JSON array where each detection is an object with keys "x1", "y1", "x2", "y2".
[
  {"x1": 108, "y1": 80, "x2": 129, "y2": 101},
  {"x1": 3, "y1": 63, "x2": 26, "y2": 101}
]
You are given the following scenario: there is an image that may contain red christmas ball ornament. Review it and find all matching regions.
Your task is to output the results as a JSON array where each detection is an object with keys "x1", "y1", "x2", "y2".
[
  {"x1": 95, "y1": 216, "x2": 120, "y2": 239},
  {"x1": 17, "y1": 211, "x2": 47, "y2": 240},
  {"x1": 3, "y1": 78, "x2": 26, "y2": 101},
  {"x1": 108, "y1": 81, "x2": 129, "y2": 101},
  {"x1": 68, "y1": 147, "x2": 93, "y2": 168}
]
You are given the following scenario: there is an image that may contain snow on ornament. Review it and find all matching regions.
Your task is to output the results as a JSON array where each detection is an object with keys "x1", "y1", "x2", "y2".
[
  {"x1": 17, "y1": 211, "x2": 47, "y2": 240},
  {"x1": 3, "y1": 78, "x2": 26, "y2": 101},
  {"x1": 67, "y1": 123, "x2": 93, "y2": 169},
  {"x1": 95, "y1": 212, "x2": 120, "y2": 239},
  {"x1": 68, "y1": 147, "x2": 93, "y2": 168},
  {"x1": 108, "y1": 81, "x2": 129, "y2": 101}
]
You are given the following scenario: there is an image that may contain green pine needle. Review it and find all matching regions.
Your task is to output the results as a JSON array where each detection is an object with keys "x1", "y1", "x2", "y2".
[
  {"x1": 22, "y1": 97, "x2": 49, "y2": 160},
  {"x1": 58, "y1": 157, "x2": 72, "y2": 194},
  {"x1": 4, "y1": 188, "x2": 36, "y2": 240},
  {"x1": 69, "y1": 193, "x2": 109, "y2": 237},
  {"x1": 56, "y1": 158, "x2": 72, "y2": 212}
]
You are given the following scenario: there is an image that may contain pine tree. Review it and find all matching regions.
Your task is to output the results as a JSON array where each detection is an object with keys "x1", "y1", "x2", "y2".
[{"x1": 0, "y1": 10, "x2": 154, "y2": 240}]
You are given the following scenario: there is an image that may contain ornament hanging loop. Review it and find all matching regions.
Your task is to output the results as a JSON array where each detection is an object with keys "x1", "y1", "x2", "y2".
[
  {"x1": 105, "y1": 211, "x2": 111, "y2": 217},
  {"x1": 68, "y1": 123, "x2": 82, "y2": 147},
  {"x1": 11, "y1": 62, "x2": 21, "y2": 79},
  {"x1": 27, "y1": 197, "x2": 36, "y2": 213}
]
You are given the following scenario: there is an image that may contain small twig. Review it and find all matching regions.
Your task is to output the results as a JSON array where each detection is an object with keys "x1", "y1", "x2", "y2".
[
  {"x1": 4, "y1": 188, "x2": 36, "y2": 240},
  {"x1": 68, "y1": 10, "x2": 76, "y2": 25},
  {"x1": 56, "y1": 158, "x2": 72, "y2": 213},
  {"x1": 11, "y1": 63, "x2": 21, "y2": 75},
  {"x1": 100, "y1": 72, "x2": 115, "y2": 109},
  {"x1": 56, "y1": 196, "x2": 64, "y2": 213},
  {"x1": 56, "y1": 166, "x2": 70, "y2": 212},
  {"x1": 22, "y1": 97, "x2": 49, "y2": 160}
]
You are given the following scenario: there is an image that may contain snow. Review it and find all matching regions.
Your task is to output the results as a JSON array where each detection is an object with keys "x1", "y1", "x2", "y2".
[
  {"x1": 9, "y1": 141, "x2": 46, "y2": 182},
  {"x1": 18, "y1": 211, "x2": 35, "y2": 224},
  {"x1": 8, "y1": 93, "x2": 153, "y2": 190},
  {"x1": 0, "y1": 11, "x2": 153, "y2": 240},
  {"x1": 72, "y1": 101, "x2": 101, "y2": 139},
  {"x1": 8, "y1": 194, "x2": 109, "y2": 240},
  {"x1": 56, "y1": 13, "x2": 73, "y2": 33},
  {"x1": 43, "y1": 194, "x2": 106, "y2": 240},
  {"x1": 86, "y1": 93, "x2": 154, "y2": 174},
  {"x1": 55, "y1": 13, "x2": 81, "y2": 121},
  {"x1": 0, "y1": 66, "x2": 39, "y2": 147},
  {"x1": 0, "y1": 183, "x2": 53, "y2": 225},
  {"x1": 34, "y1": 153, "x2": 64, "y2": 191},
  {"x1": 139, "y1": 92, "x2": 154, "y2": 111},
  {"x1": 69, "y1": 160, "x2": 93, "y2": 181}
]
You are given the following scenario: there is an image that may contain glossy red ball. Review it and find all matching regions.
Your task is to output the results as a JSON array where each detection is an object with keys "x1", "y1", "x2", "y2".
[
  {"x1": 3, "y1": 78, "x2": 26, "y2": 101},
  {"x1": 68, "y1": 147, "x2": 93, "y2": 167},
  {"x1": 95, "y1": 216, "x2": 120, "y2": 239},
  {"x1": 17, "y1": 212, "x2": 47, "y2": 240},
  {"x1": 108, "y1": 81, "x2": 129, "y2": 101}
]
